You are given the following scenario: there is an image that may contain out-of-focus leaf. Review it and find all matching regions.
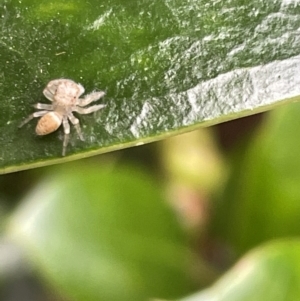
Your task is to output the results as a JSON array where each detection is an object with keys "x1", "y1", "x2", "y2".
[
  {"x1": 1, "y1": 0, "x2": 300, "y2": 173},
  {"x1": 0, "y1": 239, "x2": 25, "y2": 286},
  {"x1": 212, "y1": 102, "x2": 300, "y2": 255},
  {"x1": 7, "y1": 163, "x2": 193, "y2": 301},
  {"x1": 182, "y1": 239, "x2": 300, "y2": 301}
]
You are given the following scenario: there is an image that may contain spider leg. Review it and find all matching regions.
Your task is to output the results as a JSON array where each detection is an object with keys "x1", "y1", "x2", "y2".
[
  {"x1": 62, "y1": 116, "x2": 70, "y2": 156},
  {"x1": 75, "y1": 104, "x2": 106, "y2": 114},
  {"x1": 68, "y1": 113, "x2": 84, "y2": 141},
  {"x1": 77, "y1": 91, "x2": 105, "y2": 107},
  {"x1": 18, "y1": 110, "x2": 49, "y2": 128},
  {"x1": 33, "y1": 103, "x2": 53, "y2": 110}
]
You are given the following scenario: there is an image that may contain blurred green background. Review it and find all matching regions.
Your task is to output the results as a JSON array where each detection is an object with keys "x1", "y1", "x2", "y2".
[{"x1": 2, "y1": 102, "x2": 300, "y2": 301}]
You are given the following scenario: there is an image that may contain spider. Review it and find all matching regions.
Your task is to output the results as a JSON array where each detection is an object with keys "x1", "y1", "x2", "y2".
[{"x1": 19, "y1": 79, "x2": 106, "y2": 156}]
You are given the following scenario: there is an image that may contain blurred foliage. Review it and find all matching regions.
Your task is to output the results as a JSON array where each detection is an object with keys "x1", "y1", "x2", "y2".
[
  {"x1": 7, "y1": 163, "x2": 195, "y2": 301},
  {"x1": 212, "y1": 102, "x2": 300, "y2": 255},
  {"x1": 182, "y1": 239, "x2": 300, "y2": 301}
]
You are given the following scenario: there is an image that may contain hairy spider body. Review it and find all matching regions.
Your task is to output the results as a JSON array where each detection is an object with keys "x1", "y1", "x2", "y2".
[
  {"x1": 36, "y1": 112, "x2": 62, "y2": 135},
  {"x1": 19, "y1": 79, "x2": 106, "y2": 156}
]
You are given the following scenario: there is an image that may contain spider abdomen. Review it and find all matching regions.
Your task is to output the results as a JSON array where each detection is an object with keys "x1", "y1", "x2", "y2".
[{"x1": 36, "y1": 112, "x2": 62, "y2": 135}]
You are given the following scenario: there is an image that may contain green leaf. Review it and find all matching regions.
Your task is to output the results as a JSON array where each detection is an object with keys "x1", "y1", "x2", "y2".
[
  {"x1": 7, "y1": 163, "x2": 192, "y2": 301},
  {"x1": 182, "y1": 239, "x2": 300, "y2": 301},
  {"x1": 212, "y1": 102, "x2": 300, "y2": 255},
  {"x1": 2, "y1": 0, "x2": 300, "y2": 173}
]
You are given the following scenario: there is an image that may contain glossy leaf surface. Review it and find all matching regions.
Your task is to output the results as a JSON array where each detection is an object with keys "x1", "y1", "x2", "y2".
[{"x1": 1, "y1": 0, "x2": 300, "y2": 173}]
